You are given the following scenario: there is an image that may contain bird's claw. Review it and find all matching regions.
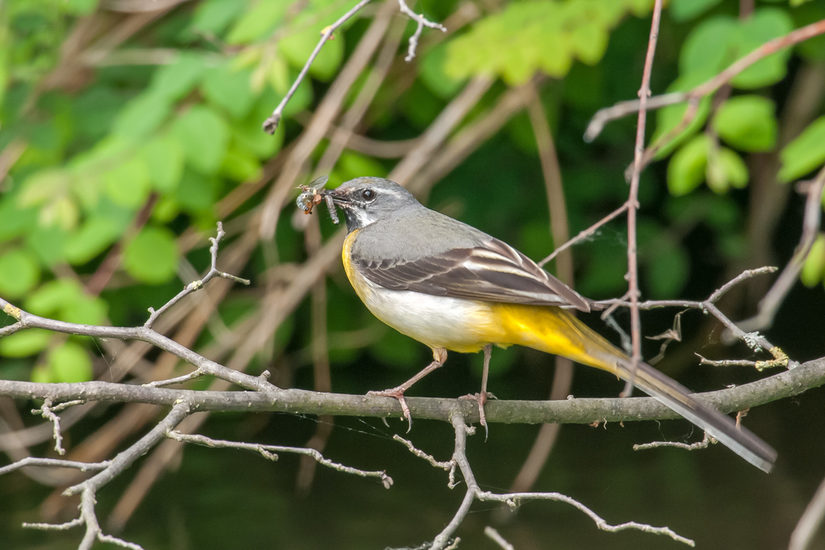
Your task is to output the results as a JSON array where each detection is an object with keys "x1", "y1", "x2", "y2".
[{"x1": 367, "y1": 388, "x2": 413, "y2": 432}]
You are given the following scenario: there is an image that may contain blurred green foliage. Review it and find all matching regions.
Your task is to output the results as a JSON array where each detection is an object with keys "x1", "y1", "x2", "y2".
[{"x1": 1, "y1": 0, "x2": 824, "y2": 388}]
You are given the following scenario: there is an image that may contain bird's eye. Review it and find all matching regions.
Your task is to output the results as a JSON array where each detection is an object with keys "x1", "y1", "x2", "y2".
[{"x1": 361, "y1": 188, "x2": 376, "y2": 202}]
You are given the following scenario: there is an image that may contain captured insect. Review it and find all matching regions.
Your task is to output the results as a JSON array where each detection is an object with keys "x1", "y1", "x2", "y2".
[{"x1": 296, "y1": 175, "x2": 339, "y2": 224}]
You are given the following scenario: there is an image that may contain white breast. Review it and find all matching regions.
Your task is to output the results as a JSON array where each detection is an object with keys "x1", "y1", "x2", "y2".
[{"x1": 353, "y1": 273, "x2": 500, "y2": 353}]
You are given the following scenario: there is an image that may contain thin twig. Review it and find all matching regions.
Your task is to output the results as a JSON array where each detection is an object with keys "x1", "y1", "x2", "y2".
[
  {"x1": 425, "y1": 411, "x2": 695, "y2": 548},
  {"x1": 262, "y1": 0, "x2": 373, "y2": 134},
  {"x1": 621, "y1": 0, "x2": 663, "y2": 397},
  {"x1": 31, "y1": 399, "x2": 67, "y2": 455},
  {"x1": 598, "y1": 266, "x2": 786, "y2": 366},
  {"x1": 144, "y1": 222, "x2": 249, "y2": 328},
  {"x1": 168, "y1": 431, "x2": 393, "y2": 488},
  {"x1": 634, "y1": 432, "x2": 712, "y2": 452},
  {"x1": 397, "y1": 0, "x2": 446, "y2": 62}
]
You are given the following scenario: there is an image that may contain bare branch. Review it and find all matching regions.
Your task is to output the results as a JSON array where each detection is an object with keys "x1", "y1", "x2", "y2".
[
  {"x1": 145, "y1": 222, "x2": 249, "y2": 328},
  {"x1": 622, "y1": 0, "x2": 664, "y2": 398},
  {"x1": 423, "y1": 411, "x2": 695, "y2": 548},
  {"x1": 397, "y1": 0, "x2": 446, "y2": 62},
  {"x1": 0, "y1": 298, "x2": 279, "y2": 394},
  {"x1": 0, "y1": 354, "x2": 823, "y2": 425},
  {"x1": 598, "y1": 267, "x2": 787, "y2": 365},
  {"x1": 634, "y1": 432, "x2": 713, "y2": 453},
  {"x1": 31, "y1": 399, "x2": 68, "y2": 455},
  {"x1": 168, "y1": 431, "x2": 393, "y2": 488}
]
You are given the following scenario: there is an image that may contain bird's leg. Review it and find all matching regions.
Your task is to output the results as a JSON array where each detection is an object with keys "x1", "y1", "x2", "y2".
[
  {"x1": 460, "y1": 344, "x2": 493, "y2": 439},
  {"x1": 367, "y1": 347, "x2": 447, "y2": 432}
]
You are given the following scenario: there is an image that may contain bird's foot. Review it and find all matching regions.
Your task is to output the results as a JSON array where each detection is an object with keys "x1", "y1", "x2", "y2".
[
  {"x1": 367, "y1": 387, "x2": 413, "y2": 432},
  {"x1": 459, "y1": 391, "x2": 497, "y2": 440}
]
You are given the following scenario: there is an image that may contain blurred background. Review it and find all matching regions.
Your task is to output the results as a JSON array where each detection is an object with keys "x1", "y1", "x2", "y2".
[{"x1": 1, "y1": 0, "x2": 825, "y2": 548}]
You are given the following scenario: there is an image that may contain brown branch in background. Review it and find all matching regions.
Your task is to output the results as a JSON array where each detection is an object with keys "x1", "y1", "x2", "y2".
[
  {"x1": 740, "y1": 166, "x2": 825, "y2": 331},
  {"x1": 295, "y1": 214, "x2": 334, "y2": 494},
  {"x1": 621, "y1": 0, "x2": 663, "y2": 396},
  {"x1": 395, "y1": 75, "x2": 494, "y2": 189},
  {"x1": 503, "y1": 85, "x2": 574, "y2": 499},
  {"x1": 414, "y1": 77, "x2": 541, "y2": 192},
  {"x1": 790, "y1": 475, "x2": 825, "y2": 550},
  {"x1": 585, "y1": 18, "x2": 825, "y2": 143}
]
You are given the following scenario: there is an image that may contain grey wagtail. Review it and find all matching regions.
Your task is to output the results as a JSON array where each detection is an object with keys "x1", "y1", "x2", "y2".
[{"x1": 321, "y1": 177, "x2": 776, "y2": 473}]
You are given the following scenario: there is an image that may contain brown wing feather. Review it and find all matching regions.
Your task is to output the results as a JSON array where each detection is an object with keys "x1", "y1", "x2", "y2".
[{"x1": 355, "y1": 237, "x2": 590, "y2": 311}]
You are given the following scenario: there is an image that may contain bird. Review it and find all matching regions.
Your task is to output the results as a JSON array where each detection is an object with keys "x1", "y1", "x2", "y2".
[{"x1": 321, "y1": 176, "x2": 776, "y2": 473}]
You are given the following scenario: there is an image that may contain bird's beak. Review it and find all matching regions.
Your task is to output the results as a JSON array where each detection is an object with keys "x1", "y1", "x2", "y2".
[{"x1": 321, "y1": 187, "x2": 348, "y2": 205}]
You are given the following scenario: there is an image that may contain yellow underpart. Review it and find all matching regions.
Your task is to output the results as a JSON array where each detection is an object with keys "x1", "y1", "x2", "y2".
[{"x1": 488, "y1": 303, "x2": 623, "y2": 376}]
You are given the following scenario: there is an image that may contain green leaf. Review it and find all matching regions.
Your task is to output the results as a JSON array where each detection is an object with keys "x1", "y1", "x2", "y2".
[
  {"x1": 445, "y1": 1, "x2": 629, "y2": 85},
  {"x1": 65, "y1": 216, "x2": 123, "y2": 264},
  {"x1": 202, "y1": 64, "x2": 256, "y2": 119},
  {"x1": 730, "y1": 8, "x2": 793, "y2": 89},
  {"x1": 670, "y1": 0, "x2": 722, "y2": 21},
  {"x1": 171, "y1": 106, "x2": 229, "y2": 174},
  {"x1": 141, "y1": 133, "x2": 185, "y2": 192},
  {"x1": 111, "y1": 91, "x2": 173, "y2": 141},
  {"x1": 226, "y1": 1, "x2": 289, "y2": 44},
  {"x1": 0, "y1": 329, "x2": 51, "y2": 358},
  {"x1": 419, "y1": 43, "x2": 465, "y2": 99},
  {"x1": 27, "y1": 225, "x2": 69, "y2": 266},
  {"x1": 48, "y1": 341, "x2": 93, "y2": 383},
  {"x1": 0, "y1": 200, "x2": 37, "y2": 241},
  {"x1": 149, "y1": 53, "x2": 208, "y2": 102},
  {"x1": 25, "y1": 279, "x2": 84, "y2": 316},
  {"x1": 103, "y1": 155, "x2": 152, "y2": 208},
  {"x1": 18, "y1": 169, "x2": 69, "y2": 207},
  {"x1": 220, "y1": 146, "x2": 262, "y2": 182},
  {"x1": 651, "y1": 73, "x2": 712, "y2": 158},
  {"x1": 62, "y1": 0, "x2": 98, "y2": 15},
  {"x1": 680, "y1": 16, "x2": 737, "y2": 79},
  {"x1": 0, "y1": 248, "x2": 40, "y2": 298},
  {"x1": 707, "y1": 148, "x2": 749, "y2": 193},
  {"x1": 333, "y1": 151, "x2": 386, "y2": 182},
  {"x1": 174, "y1": 170, "x2": 221, "y2": 214},
  {"x1": 123, "y1": 226, "x2": 179, "y2": 284},
  {"x1": 713, "y1": 95, "x2": 777, "y2": 152},
  {"x1": 39, "y1": 195, "x2": 79, "y2": 230},
  {"x1": 779, "y1": 117, "x2": 825, "y2": 182},
  {"x1": 667, "y1": 135, "x2": 709, "y2": 196},
  {"x1": 59, "y1": 293, "x2": 107, "y2": 326},
  {"x1": 801, "y1": 234, "x2": 825, "y2": 287},
  {"x1": 189, "y1": 0, "x2": 246, "y2": 36}
]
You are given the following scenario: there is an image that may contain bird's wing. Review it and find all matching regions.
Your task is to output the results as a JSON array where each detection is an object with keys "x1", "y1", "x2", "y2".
[{"x1": 354, "y1": 237, "x2": 590, "y2": 311}]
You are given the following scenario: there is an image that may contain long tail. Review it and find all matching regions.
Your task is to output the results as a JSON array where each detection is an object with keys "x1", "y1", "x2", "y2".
[{"x1": 493, "y1": 304, "x2": 777, "y2": 472}]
